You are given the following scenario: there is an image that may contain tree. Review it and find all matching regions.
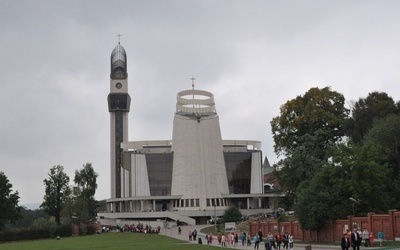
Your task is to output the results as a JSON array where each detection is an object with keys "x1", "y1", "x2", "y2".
[
  {"x1": 221, "y1": 206, "x2": 242, "y2": 224},
  {"x1": 365, "y1": 114, "x2": 400, "y2": 209},
  {"x1": 0, "y1": 172, "x2": 21, "y2": 230},
  {"x1": 41, "y1": 165, "x2": 71, "y2": 225},
  {"x1": 271, "y1": 87, "x2": 348, "y2": 157},
  {"x1": 347, "y1": 91, "x2": 398, "y2": 143},
  {"x1": 7, "y1": 207, "x2": 48, "y2": 229},
  {"x1": 296, "y1": 141, "x2": 391, "y2": 230},
  {"x1": 73, "y1": 163, "x2": 98, "y2": 222},
  {"x1": 271, "y1": 87, "x2": 348, "y2": 206},
  {"x1": 274, "y1": 130, "x2": 332, "y2": 198}
]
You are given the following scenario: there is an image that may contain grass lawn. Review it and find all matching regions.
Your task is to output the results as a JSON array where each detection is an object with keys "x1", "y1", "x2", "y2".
[{"x1": 0, "y1": 232, "x2": 219, "y2": 250}]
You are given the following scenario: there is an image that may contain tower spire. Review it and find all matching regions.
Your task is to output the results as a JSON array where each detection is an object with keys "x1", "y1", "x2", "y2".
[
  {"x1": 117, "y1": 33, "x2": 122, "y2": 44},
  {"x1": 190, "y1": 76, "x2": 196, "y2": 90}
]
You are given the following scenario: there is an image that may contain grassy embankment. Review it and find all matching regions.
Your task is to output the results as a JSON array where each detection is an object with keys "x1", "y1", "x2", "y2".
[{"x1": 0, "y1": 232, "x2": 219, "y2": 250}]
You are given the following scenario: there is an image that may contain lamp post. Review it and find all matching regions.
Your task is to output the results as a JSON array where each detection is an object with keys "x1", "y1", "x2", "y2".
[
  {"x1": 214, "y1": 204, "x2": 217, "y2": 234},
  {"x1": 349, "y1": 197, "x2": 356, "y2": 217}
]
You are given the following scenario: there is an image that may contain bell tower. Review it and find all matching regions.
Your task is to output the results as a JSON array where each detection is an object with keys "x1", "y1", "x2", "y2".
[{"x1": 107, "y1": 41, "x2": 130, "y2": 199}]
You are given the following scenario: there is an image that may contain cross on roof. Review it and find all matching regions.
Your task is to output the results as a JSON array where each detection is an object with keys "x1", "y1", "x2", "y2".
[
  {"x1": 190, "y1": 76, "x2": 196, "y2": 89},
  {"x1": 117, "y1": 33, "x2": 122, "y2": 44}
]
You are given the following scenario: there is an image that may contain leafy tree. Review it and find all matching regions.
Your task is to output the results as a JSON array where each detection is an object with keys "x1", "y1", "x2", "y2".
[
  {"x1": 272, "y1": 87, "x2": 348, "y2": 208},
  {"x1": 0, "y1": 172, "x2": 21, "y2": 230},
  {"x1": 221, "y1": 206, "x2": 242, "y2": 224},
  {"x1": 271, "y1": 86, "x2": 348, "y2": 157},
  {"x1": 347, "y1": 91, "x2": 398, "y2": 143},
  {"x1": 274, "y1": 130, "x2": 332, "y2": 199},
  {"x1": 365, "y1": 114, "x2": 400, "y2": 177},
  {"x1": 365, "y1": 114, "x2": 400, "y2": 209},
  {"x1": 73, "y1": 163, "x2": 98, "y2": 221},
  {"x1": 296, "y1": 169, "x2": 338, "y2": 230},
  {"x1": 296, "y1": 141, "x2": 390, "y2": 230},
  {"x1": 41, "y1": 165, "x2": 71, "y2": 225},
  {"x1": 347, "y1": 142, "x2": 391, "y2": 214},
  {"x1": 96, "y1": 199, "x2": 107, "y2": 213},
  {"x1": 6, "y1": 207, "x2": 48, "y2": 229}
]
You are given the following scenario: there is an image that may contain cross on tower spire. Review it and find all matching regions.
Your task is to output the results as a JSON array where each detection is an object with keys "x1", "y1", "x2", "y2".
[
  {"x1": 190, "y1": 76, "x2": 196, "y2": 90},
  {"x1": 117, "y1": 33, "x2": 122, "y2": 44}
]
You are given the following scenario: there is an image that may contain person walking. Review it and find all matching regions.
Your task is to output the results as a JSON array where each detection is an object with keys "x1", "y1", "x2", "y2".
[
  {"x1": 258, "y1": 229, "x2": 263, "y2": 242},
  {"x1": 282, "y1": 232, "x2": 289, "y2": 249},
  {"x1": 267, "y1": 232, "x2": 275, "y2": 249},
  {"x1": 362, "y1": 228, "x2": 370, "y2": 247},
  {"x1": 221, "y1": 233, "x2": 227, "y2": 247},
  {"x1": 247, "y1": 234, "x2": 252, "y2": 246},
  {"x1": 253, "y1": 234, "x2": 260, "y2": 249},
  {"x1": 341, "y1": 233, "x2": 350, "y2": 250},
  {"x1": 370, "y1": 232, "x2": 375, "y2": 247},
  {"x1": 288, "y1": 234, "x2": 294, "y2": 250},
  {"x1": 351, "y1": 228, "x2": 360, "y2": 250},
  {"x1": 276, "y1": 232, "x2": 282, "y2": 250},
  {"x1": 377, "y1": 231, "x2": 384, "y2": 247},
  {"x1": 240, "y1": 232, "x2": 246, "y2": 246}
]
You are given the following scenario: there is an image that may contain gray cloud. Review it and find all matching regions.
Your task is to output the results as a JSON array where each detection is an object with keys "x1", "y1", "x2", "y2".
[{"x1": 1, "y1": 0, "x2": 400, "y2": 204}]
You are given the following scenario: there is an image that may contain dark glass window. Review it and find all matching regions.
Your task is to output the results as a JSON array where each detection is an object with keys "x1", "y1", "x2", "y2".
[
  {"x1": 108, "y1": 93, "x2": 131, "y2": 111},
  {"x1": 224, "y1": 152, "x2": 253, "y2": 194},
  {"x1": 146, "y1": 153, "x2": 173, "y2": 196}
]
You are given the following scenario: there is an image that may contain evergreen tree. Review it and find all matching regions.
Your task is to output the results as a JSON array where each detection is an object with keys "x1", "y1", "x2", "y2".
[{"x1": 0, "y1": 172, "x2": 21, "y2": 230}]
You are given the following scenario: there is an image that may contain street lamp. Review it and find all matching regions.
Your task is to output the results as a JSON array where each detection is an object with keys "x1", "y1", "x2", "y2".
[
  {"x1": 214, "y1": 204, "x2": 217, "y2": 234},
  {"x1": 349, "y1": 197, "x2": 356, "y2": 217}
]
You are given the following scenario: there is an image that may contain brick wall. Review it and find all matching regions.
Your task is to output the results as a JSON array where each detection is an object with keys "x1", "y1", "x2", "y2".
[{"x1": 249, "y1": 210, "x2": 399, "y2": 242}]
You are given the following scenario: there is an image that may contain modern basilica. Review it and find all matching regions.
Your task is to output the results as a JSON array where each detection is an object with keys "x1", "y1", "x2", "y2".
[{"x1": 99, "y1": 42, "x2": 280, "y2": 225}]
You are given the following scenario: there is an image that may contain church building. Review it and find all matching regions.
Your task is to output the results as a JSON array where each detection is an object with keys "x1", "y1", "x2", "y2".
[{"x1": 100, "y1": 42, "x2": 279, "y2": 225}]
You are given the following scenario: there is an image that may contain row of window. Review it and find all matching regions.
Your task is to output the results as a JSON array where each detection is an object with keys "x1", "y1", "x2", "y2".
[
  {"x1": 206, "y1": 198, "x2": 230, "y2": 207},
  {"x1": 173, "y1": 198, "x2": 230, "y2": 208},
  {"x1": 174, "y1": 199, "x2": 200, "y2": 207}
]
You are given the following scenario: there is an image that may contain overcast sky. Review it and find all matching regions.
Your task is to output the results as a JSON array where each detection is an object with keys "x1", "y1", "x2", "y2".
[{"x1": 1, "y1": 0, "x2": 400, "y2": 206}]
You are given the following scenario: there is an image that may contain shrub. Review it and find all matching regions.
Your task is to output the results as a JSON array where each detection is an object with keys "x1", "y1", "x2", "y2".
[{"x1": 0, "y1": 224, "x2": 72, "y2": 242}]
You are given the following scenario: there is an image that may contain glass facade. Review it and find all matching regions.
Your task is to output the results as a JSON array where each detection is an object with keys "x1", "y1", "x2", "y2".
[
  {"x1": 224, "y1": 152, "x2": 253, "y2": 194},
  {"x1": 145, "y1": 153, "x2": 173, "y2": 196},
  {"x1": 128, "y1": 150, "x2": 259, "y2": 209}
]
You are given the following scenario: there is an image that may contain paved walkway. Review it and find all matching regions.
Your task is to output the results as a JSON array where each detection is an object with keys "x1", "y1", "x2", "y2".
[{"x1": 159, "y1": 225, "x2": 389, "y2": 250}]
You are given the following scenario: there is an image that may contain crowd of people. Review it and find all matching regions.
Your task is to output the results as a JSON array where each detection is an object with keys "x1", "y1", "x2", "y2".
[
  {"x1": 102, "y1": 223, "x2": 161, "y2": 234},
  {"x1": 191, "y1": 228, "x2": 295, "y2": 250},
  {"x1": 341, "y1": 227, "x2": 385, "y2": 250},
  {"x1": 251, "y1": 230, "x2": 294, "y2": 250}
]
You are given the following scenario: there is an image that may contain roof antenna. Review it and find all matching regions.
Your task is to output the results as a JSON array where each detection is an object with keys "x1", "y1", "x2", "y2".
[
  {"x1": 117, "y1": 33, "x2": 122, "y2": 44},
  {"x1": 190, "y1": 76, "x2": 196, "y2": 109},
  {"x1": 190, "y1": 76, "x2": 196, "y2": 90}
]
